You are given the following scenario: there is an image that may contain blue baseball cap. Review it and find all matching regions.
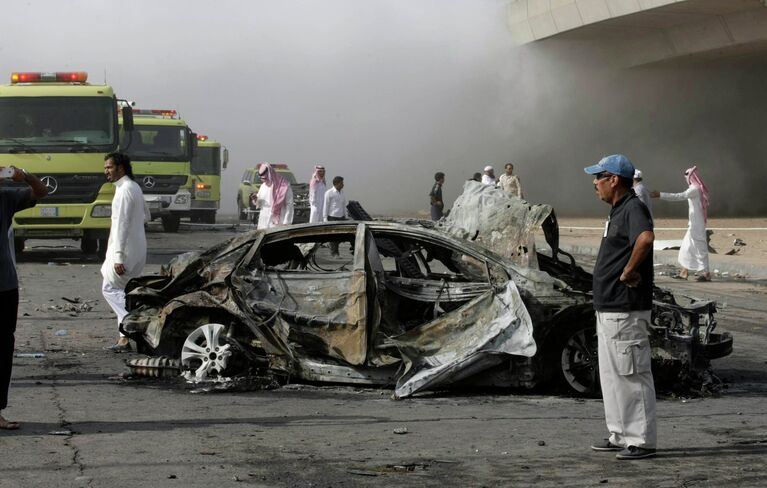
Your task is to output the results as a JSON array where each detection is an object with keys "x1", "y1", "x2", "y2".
[{"x1": 584, "y1": 154, "x2": 635, "y2": 179}]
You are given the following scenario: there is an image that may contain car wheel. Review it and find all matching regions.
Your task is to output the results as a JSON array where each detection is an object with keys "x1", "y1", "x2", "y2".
[
  {"x1": 181, "y1": 323, "x2": 233, "y2": 381},
  {"x1": 552, "y1": 321, "x2": 600, "y2": 396}
]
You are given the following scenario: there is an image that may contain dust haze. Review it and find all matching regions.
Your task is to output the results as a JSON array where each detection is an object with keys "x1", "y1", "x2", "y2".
[{"x1": 1, "y1": 0, "x2": 764, "y2": 217}]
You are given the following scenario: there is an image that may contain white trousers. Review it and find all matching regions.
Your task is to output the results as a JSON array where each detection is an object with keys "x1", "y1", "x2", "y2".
[
  {"x1": 102, "y1": 281, "x2": 127, "y2": 337},
  {"x1": 596, "y1": 310, "x2": 657, "y2": 449}
]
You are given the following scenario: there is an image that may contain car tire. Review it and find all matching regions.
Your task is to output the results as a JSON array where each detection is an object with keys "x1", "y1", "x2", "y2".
[{"x1": 548, "y1": 318, "x2": 600, "y2": 397}]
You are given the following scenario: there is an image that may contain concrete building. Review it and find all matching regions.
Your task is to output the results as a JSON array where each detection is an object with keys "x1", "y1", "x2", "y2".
[{"x1": 507, "y1": 0, "x2": 767, "y2": 66}]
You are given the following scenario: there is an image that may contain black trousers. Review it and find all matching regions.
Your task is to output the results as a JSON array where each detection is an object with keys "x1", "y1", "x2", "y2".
[
  {"x1": 0, "y1": 288, "x2": 19, "y2": 410},
  {"x1": 327, "y1": 216, "x2": 346, "y2": 254}
]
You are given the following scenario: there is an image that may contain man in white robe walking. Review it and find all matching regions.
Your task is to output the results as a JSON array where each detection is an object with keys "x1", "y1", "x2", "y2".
[
  {"x1": 251, "y1": 163, "x2": 294, "y2": 229},
  {"x1": 651, "y1": 165, "x2": 710, "y2": 281},
  {"x1": 101, "y1": 153, "x2": 150, "y2": 352},
  {"x1": 308, "y1": 165, "x2": 326, "y2": 223}
]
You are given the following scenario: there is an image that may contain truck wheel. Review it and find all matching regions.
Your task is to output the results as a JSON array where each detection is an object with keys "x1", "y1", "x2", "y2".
[
  {"x1": 97, "y1": 238, "x2": 108, "y2": 260},
  {"x1": 237, "y1": 196, "x2": 247, "y2": 220},
  {"x1": 162, "y1": 215, "x2": 181, "y2": 233},
  {"x1": 81, "y1": 237, "x2": 98, "y2": 255},
  {"x1": 14, "y1": 237, "x2": 25, "y2": 255}
]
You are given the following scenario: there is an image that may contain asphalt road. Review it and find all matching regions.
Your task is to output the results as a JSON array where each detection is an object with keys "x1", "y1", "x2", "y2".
[{"x1": 2, "y1": 221, "x2": 766, "y2": 487}]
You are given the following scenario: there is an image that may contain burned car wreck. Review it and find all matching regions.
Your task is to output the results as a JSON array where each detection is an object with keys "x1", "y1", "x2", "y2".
[{"x1": 122, "y1": 182, "x2": 732, "y2": 398}]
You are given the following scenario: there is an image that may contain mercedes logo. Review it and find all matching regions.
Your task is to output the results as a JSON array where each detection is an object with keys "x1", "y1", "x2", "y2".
[
  {"x1": 41, "y1": 176, "x2": 58, "y2": 194},
  {"x1": 142, "y1": 176, "x2": 156, "y2": 189}
]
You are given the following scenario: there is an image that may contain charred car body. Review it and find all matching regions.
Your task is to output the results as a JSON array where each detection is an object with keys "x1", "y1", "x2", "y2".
[{"x1": 122, "y1": 182, "x2": 732, "y2": 397}]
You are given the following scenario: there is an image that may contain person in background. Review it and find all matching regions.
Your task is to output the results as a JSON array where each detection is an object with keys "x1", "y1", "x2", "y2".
[
  {"x1": 470, "y1": 172, "x2": 482, "y2": 183},
  {"x1": 323, "y1": 176, "x2": 349, "y2": 256},
  {"x1": 429, "y1": 172, "x2": 445, "y2": 220},
  {"x1": 481, "y1": 165, "x2": 496, "y2": 185},
  {"x1": 252, "y1": 163, "x2": 293, "y2": 229},
  {"x1": 101, "y1": 153, "x2": 150, "y2": 353},
  {"x1": 498, "y1": 162, "x2": 523, "y2": 198},
  {"x1": 633, "y1": 169, "x2": 652, "y2": 220},
  {"x1": 651, "y1": 165, "x2": 710, "y2": 281},
  {"x1": 0, "y1": 165, "x2": 47, "y2": 430},
  {"x1": 584, "y1": 154, "x2": 657, "y2": 460},
  {"x1": 309, "y1": 164, "x2": 326, "y2": 223}
]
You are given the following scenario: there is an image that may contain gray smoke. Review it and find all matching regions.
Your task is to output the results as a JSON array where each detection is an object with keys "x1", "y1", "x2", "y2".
[{"x1": 0, "y1": 0, "x2": 762, "y2": 218}]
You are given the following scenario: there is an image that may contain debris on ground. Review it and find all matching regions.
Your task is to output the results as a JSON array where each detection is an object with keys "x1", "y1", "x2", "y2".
[
  {"x1": 48, "y1": 297, "x2": 96, "y2": 315},
  {"x1": 126, "y1": 357, "x2": 181, "y2": 378}
]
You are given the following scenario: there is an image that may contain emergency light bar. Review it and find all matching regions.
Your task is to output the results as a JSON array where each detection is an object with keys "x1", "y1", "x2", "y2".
[
  {"x1": 196, "y1": 135, "x2": 208, "y2": 141},
  {"x1": 10, "y1": 71, "x2": 88, "y2": 83},
  {"x1": 133, "y1": 109, "x2": 177, "y2": 117}
]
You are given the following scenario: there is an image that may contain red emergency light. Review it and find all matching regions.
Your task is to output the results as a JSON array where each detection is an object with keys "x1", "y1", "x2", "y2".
[
  {"x1": 133, "y1": 109, "x2": 177, "y2": 117},
  {"x1": 196, "y1": 135, "x2": 208, "y2": 141},
  {"x1": 10, "y1": 71, "x2": 88, "y2": 84}
]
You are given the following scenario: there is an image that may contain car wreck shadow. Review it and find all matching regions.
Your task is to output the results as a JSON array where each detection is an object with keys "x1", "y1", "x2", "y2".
[{"x1": 5, "y1": 413, "x2": 400, "y2": 437}]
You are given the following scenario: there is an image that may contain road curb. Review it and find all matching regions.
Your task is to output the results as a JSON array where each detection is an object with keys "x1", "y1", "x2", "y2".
[{"x1": 556, "y1": 243, "x2": 767, "y2": 280}]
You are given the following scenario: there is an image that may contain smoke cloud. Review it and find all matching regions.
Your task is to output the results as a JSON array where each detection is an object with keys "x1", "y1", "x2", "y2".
[{"x1": 0, "y1": 0, "x2": 763, "y2": 218}]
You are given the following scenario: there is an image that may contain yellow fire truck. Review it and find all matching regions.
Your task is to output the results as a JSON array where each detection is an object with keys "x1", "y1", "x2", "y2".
[
  {"x1": 120, "y1": 109, "x2": 195, "y2": 232},
  {"x1": 190, "y1": 135, "x2": 228, "y2": 224},
  {"x1": 0, "y1": 71, "x2": 132, "y2": 256}
]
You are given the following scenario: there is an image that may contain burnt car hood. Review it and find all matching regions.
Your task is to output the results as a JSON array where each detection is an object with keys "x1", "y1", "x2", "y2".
[{"x1": 439, "y1": 180, "x2": 556, "y2": 267}]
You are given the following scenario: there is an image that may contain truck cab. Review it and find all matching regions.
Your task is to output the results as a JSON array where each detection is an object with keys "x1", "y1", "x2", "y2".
[
  {"x1": 0, "y1": 71, "x2": 127, "y2": 256},
  {"x1": 190, "y1": 135, "x2": 228, "y2": 224},
  {"x1": 120, "y1": 109, "x2": 195, "y2": 232}
]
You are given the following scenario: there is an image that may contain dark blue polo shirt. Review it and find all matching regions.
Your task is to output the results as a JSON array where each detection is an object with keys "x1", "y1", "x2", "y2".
[{"x1": 593, "y1": 191, "x2": 654, "y2": 312}]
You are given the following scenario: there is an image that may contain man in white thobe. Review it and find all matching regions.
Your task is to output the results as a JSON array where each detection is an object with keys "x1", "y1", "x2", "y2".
[
  {"x1": 308, "y1": 165, "x2": 326, "y2": 223},
  {"x1": 101, "y1": 153, "x2": 150, "y2": 352},
  {"x1": 651, "y1": 165, "x2": 710, "y2": 281},
  {"x1": 481, "y1": 165, "x2": 496, "y2": 186},
  {"x1": 633, "y1": 169, "x2": 653, "y2": 220},
  {"x1": 252, "y1": 163, "x2": 293, "y2": 229}
]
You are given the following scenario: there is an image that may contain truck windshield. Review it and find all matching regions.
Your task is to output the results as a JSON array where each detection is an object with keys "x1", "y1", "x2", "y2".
[
  {"x1": 191, "y1": 146, "x2": 220, "y2": 175},
  {"x1": 122, "y1": 125, "x2": 189, "y2": 162},
  {"x1": 0, "y1": 97, "x2": 115, "y2": 153}
]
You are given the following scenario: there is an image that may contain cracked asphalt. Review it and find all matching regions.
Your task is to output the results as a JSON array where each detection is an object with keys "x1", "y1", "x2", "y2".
[{"x1": 1, "y1": 218, "x2": 765, "y2": 487}]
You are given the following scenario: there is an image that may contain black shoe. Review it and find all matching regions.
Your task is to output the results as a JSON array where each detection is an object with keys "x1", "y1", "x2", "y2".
[
  {"x1": 616, "y1": 446, "x2": 656, "y2": 460},
  {"x1": 105, "y1": 342, "x2": 132, "y2": 353},
  {"x1": 591, "y1": 439, "x2": 623, "y2": 451}
]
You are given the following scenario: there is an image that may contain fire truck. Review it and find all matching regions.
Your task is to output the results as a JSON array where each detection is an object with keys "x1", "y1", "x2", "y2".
[
  {"x1": 0, "y1": 71, "x2": 132, "y2": 256},
  {"x1": 190, "y1": 135, "x2": 228, "y2": 224},
  {"x1": 120, "y1": 109, "x2": 195, "y2": 232}
]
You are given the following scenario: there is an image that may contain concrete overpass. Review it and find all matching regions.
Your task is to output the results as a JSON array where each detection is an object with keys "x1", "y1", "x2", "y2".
[{"x1": 507, "y1": 0, "x2": 767, "y2": 66}]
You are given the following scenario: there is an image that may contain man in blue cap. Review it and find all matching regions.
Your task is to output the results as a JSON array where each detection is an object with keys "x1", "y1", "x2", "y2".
[{"x1": 584, "y1": 154, "x2": 657, "y2": 460}]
